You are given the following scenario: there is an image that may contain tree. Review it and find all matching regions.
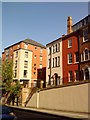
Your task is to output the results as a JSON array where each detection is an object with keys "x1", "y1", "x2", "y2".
[
  {"x1": 2, "y1": 60, "x2": 13, "y2": 92},
  {"x1": 2, "y1": 60, "x2": 21, "y2": 105}
]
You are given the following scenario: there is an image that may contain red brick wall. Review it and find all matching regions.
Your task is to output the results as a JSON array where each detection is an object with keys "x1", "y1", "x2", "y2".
[
  {"x1": 79, "y1": 24, "x2": 90, "y2": 80},
  {"x1": 2, "y1": 42, "x2": 46, "y2": 86},
  {"x1": 62, "y1": 33, "x2": 79, "y2": 84}
]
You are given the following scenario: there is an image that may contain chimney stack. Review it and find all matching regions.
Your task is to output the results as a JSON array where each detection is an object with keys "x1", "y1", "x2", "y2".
[{"x1": 67, "y1": 16, "x2": 73, "y2": 34}]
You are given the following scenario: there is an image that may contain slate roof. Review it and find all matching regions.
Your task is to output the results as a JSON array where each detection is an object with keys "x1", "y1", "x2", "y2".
[
  {"x1": 4, "y1": 38, "x2": 46, "y2": 50},
  {"x1": 22, "y1": 38, "x2": 46, "y2": 48}
]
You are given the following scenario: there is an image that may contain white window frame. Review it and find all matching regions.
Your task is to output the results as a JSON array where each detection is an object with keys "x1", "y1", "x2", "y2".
[
  {"x1": 58, "y1": 43, "x2": 60, "y2": 52},
  {"x1": 53, "y1": 45, "x2": 54, "y2": 53},
  {"x1": 68, "y1": 39, "x2": 72, "y2": 48},
  {"x1": 25, "y1": 52, "x2": 28, "y2": 58},
  {"x1": 68, "y1": 53, "x2": 72, "y2": 64},
  {"x1": 55, "y1": 57, "x2": 57, "y2": 67},
  {"x1": 25, "y1": 43, "x2": 28, "y2": 49},
  {"x1": 84, "y1": 48, "x2": 89, "y2": 61},
  {"x1": 16, "y1": 51, "x2": 18, "y2": 58},
  {"x1": 24, "y1": 61, "x2": 28, "y2": 68},
  {"x1": 40, "y1": 56, "x2": 42, "y2": 61},
  {"x1": 53, "y1": 58, "x2": 54, "y2": 67},
  {"x1": 75, "y1": 70, "x2": 79, "y2": 82},
  {"x1": 34, "y1": 55, "x2": 37, "y2": 59},
  {"x1": 39, "y1": 64, "x2": 42, "y2": 69},
  {"x1": 48, "y1": 59, "x2": 51, "y2": 68},
  {"x1": 58, "y1": 56, "x2": 60, "y2": 66},
  {"x1": 75, "y1": 52, "x2": 79, "y2": 63},
  {"x1": 40, "y1": 48, "x2": 43, "y2": 53},
  {"x1": 48, "y1": 47, "x2": 51, "y2": 55}
]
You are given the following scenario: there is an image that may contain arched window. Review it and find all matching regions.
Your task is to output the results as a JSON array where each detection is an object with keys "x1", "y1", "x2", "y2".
[
  {"x1": 85, "y1": 49, "x2": 89, "y2": 60},
  {"x1": 85, "y1": 68, "x2": 89, "y2": 80}
]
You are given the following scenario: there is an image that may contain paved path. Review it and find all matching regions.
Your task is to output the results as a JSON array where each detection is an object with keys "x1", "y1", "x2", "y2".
[{"x1": 9, "y1": 106, "x2": 89, "y2": 120}]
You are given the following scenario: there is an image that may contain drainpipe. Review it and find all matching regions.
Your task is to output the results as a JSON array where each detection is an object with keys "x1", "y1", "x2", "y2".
[
  {"x1": 37, "y1": 91, "x2": 39, "y2": 108},
  {"x1": 78, "y1": 30, "x2": 80, "y2": 81}
]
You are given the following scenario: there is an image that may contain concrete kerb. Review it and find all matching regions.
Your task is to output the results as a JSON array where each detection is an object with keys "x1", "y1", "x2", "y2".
[{"x1": 8, "y1": 105, "x2": 89, "y2": 120}]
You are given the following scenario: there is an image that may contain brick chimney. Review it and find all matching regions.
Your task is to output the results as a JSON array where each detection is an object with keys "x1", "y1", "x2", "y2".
[{"x1": 67, "y1": 16, "x2": 73, "y2": 34}]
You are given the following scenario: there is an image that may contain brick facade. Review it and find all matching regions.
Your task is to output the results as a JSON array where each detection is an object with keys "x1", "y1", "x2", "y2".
[
  {"x1": 2, "y1": 39, "x2": 46, "y2": 88},
  {"x1": 62, "y1": 32, "x2": 79, "y2": 84}
]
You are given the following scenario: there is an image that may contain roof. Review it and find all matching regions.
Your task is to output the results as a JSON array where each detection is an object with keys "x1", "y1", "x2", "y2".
[
  {"x1": 46, "y1": 37, "x2": 62, "y2": 46},
  {"x1": 72, "y1": 14, "x2": 90, "y2": 27},
  {"x1": 4, "y1": 38, "x2": 46, "y2": 50},
  {"x1": 22, "y1": 38, "x2": 46, "y2": 48}
]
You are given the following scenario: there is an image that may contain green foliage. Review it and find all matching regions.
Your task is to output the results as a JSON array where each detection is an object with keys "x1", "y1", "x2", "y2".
[
  {"x1": 2, "y1": 60, "x2": 13, "y2": 92},
  {"x1": 2, "y1": 60, "x2": 21, "y2": 103},
  {"x1": 11, "y1": 81, "x2": 21, "y2": 97}
]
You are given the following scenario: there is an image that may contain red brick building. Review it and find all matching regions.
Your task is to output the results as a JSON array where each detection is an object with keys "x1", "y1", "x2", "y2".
[
  {"x1": 62, "y1": 31, "x2": 79, "y2": 84},
  {"x1": 72, "y1": 15, "x2": 90, "y2": 81},
  {"x1": 62, "y1": 15, "x2": 90, "y2": 84},
  {"x1": 2, "y1": 38, "x2": 46, "y2": 88}
]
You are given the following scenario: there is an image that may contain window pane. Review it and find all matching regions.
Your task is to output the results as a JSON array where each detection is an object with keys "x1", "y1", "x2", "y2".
[
  {"x1": 40, "y1": 56, "x2": 42, "y2": 61},
  {"x1": 48, "y1": 59, "x2": 51, "y2": 68},
  {"x1": 39, "y1": 64, "x2": 42, "y2": 68},
  {"x1": 83, "y1": 28, "x2": 88, "y2": 42},
  {"x1": 55, "y1": 57, "x2": 57, "y2": 67},
  {"x1": 75, "y1": 70, "x2": 79, "y2": 81},
  {"x1": 25, "y1": 52, "x2": 28, "y2": 58},
  {"x1": 53, "y1": 58, "x2": 54, "y2": 67},
  {"x1": 68, "y1": 39, "x2": 72, "y2": 48},
  {"x1": 56, "y1": 44, "x2": 57, "y2": 52},
  {"x1": 14, "y1": 70, "x2": 17, "y2": 78},
  {"x1": 53, "y1": 46, "x2": 54, "y2": 53},
  {"x1": 16, "y1": 51, "x2": 18, "y2": 58},
  {"x1": 25, "y1": 43, "x2": 28, "y2": 49},
  {"x1": 40, "y1": 48, "x2": 43, "y2": 53},
  {"x1": 69, "y1": 71, "x2": 73, "y2": 81},
  {"x1": 75, "y1": 52, "x2": 79, "y2": 62},
  {"x1": 15, "y1": 60, "x2": 17, "y2": 68},
  {"x1": 68, "y1": 53, "x2": 72, "y2": 63},
  {"x1": 35, "y1": 47, "x2": 37, "y2": 50},
  {"x1": 24, "y1": 61, "x2": 28, "y2": 68},
  {"x1": 58, "y1": 56, "x2": 60, "y2": 66},
  {"x1": 58, "y1": 43, "x2": 60, "y2": 51},
  {"x1": 24, "y1": 70, "x2": 27, "y2": 77},
  {"x1": 35, "y1": 55, "x2": 36, "y2": 58},
  {"x1": 49, "y1": 47, "x2": 51, "y2": 54},
  {"x1": 85, "y1": 49, "x2": 88, "y2": 60}
]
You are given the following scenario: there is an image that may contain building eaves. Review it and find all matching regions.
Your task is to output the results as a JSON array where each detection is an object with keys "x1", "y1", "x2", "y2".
[
  {"x1": 4, "y1": 41, "x2": 22, "y2": 50},
  {"x1": 46, "y1": 37, "x2": 62, "y2": 47},
  {"x1": 62, "y1": 30, "x2": 78, "y2": 40},
  {"x1": 4, "y1": 38, "x2": 46, "y2": 50},
  {"x1": 22, "y1": 38, "x2": 46, "y2": 49},
  {"x1": 72, "y1": 14, "x2": 90, "y2": 27}
]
